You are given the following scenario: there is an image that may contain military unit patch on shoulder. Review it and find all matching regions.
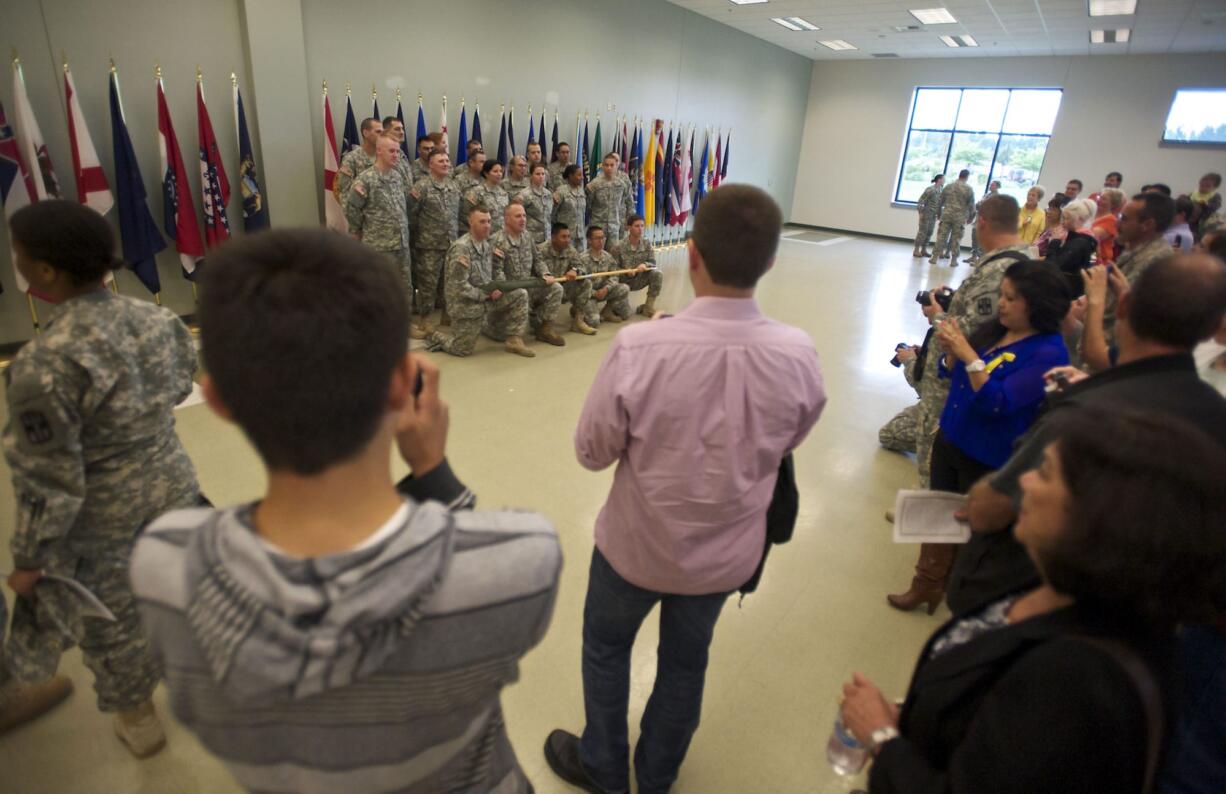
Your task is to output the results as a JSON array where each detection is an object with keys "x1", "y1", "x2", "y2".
[
  {"x1": 457, "y1": 256, "x2": 470, "y2": 268},
  {"x1": 977, "y1": 296, "x2": 994, "y2": 315}
]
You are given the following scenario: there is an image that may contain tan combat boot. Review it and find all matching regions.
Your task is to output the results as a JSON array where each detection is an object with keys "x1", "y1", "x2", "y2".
[
  {"x1": 0, "y1": 675, "x2": 73, "y2": 735},
  {"x1": 635, "y1": 297, "x2": 656, "y2": 317},
  {"x1": 535, "y1": 322, "x2": 566, "y2": 346},
  {"x1": 409, "y1": 323, "x2": 429, "y2": 340},
  {"x1": 114, "y1": 699, "x2": 166, "y2": 759},
  {"x1": 571, "y1": 313, "x2": 597, "y2": 335},
  {"x1": 600, "y1": 305, "x2": 624, "y2": 324},
  {"x1": 505, "y1": 336, "x2": 536, "y2": 357}
]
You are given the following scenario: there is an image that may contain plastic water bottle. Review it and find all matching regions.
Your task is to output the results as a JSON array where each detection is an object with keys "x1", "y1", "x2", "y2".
[{"x1": 826, "y1": 712, "x2": 868, "y2": 776}]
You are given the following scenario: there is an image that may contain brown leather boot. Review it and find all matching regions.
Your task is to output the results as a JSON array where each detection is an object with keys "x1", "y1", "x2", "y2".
[
  {"x1": 887, "y1": 543, "x2": 956, "y2": 615},
  {"x1": 571, "y1": 313, "x2": 597, "y2": 335},
  {"x1": 0, "y1": 675, "x2": 73, "y2": 735},
  {"x1": 114, "y1": 699, "x2": 166, "y2": 758},
  {"x1": 600, "y1": 305, "x2": 624, "y2": 324},
  {"x1": 535, "y1": 322, "x2": 565, "y2": 346},
  {"x1": 505, "y1": 337, "x2": 536, "y2": 357}
]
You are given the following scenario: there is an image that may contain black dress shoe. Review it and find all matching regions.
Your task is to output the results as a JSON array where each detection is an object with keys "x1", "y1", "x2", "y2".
[{"x1": 543, "y1": 729, "x2": 627, "y2": 794}]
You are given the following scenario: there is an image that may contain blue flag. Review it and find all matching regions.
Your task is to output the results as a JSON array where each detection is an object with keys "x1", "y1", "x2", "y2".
[
  {"x1": 416, "y1": 100, "x2": 427, "y2": 144},
  {"x1": 550, "y1": 114, "x2": 559, "y2": 163},
  {"x1": 528, "y1": 113, "x2": 535, "y2": 146},
  {"x1": 396, "y1": 99, "x2": 409, "y2": 157},
  {"x1": 508, "y1": 107, "x2": 516, "y2": 157},
  {"x1": 633, "y1": 124, "x2": 645, "y2": 217},
  {"x1": 693, "y1": 133, "x2": 710, "y2": 215},
  {"x1": 496, "y1": 109, "x2": 508, "y2": 167},
  {"x1": 456, "y1": 104, "x2": 469, "y2": 166},
  {"x1": 341, "y1": 95, "x2": 359, "y2": 155},
  {"x1": 540, "y1": 107, "x2": 549, "y2": 163},
  {"x1": 234, "y1": 85, "x2": 269, "y2": 232},
  {"x1": 720, "y1": 130, "x2": 730, "y2": 181},
  {"x1": 109, "y1": 72, "x2": 165, "y2": 294},
  {"x1": 472, "y1": 105, "x2": 482, "y2": 144}
]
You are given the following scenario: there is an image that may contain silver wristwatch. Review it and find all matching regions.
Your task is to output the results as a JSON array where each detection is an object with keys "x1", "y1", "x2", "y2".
[
  {"x1": 966, "y1": 358, "x2": 987, "y2": 373},
  {"x1": 869, "y1": 726, "x2": 900, "y2": 755}
]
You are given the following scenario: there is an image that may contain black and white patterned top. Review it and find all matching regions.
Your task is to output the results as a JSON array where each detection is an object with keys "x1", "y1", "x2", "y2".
[{"x1": 929, "y1": 596, "x2": 1018, "y2": 660}]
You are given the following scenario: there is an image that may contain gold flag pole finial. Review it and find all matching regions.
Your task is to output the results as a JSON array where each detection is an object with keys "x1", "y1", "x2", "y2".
[
  {"x1": 371, "y1": 83, "x2": 377, "y2": 100},
  {"x1": 230, "y1": 72, "x2": 237, "y2": 88},
  {"x1": 418, "y1": 90, "x2": 423, "y2": 103},
  {"x1": 155, "y1": 62, "x2": 162, "y2": 80},
  {"x1": 322, "y1": 78, "x2": 328, "y2": 94},
  {"x1": 109, "y1": 57, "x2": 117, "y2": 75},
  {"x1": 62, "y1": 51, "x2": 68, "y2": 72},
  {"x1": 344, "y1": 81, "x2": 351, "y2": 96},
  {"x1": 11, "y1": 47, "x2": 19, "y2": 67},
  {"x1": 196, "y1": 65, "x2": 202, "y2": 83},
  {"x1": 395, "y1": 87, "x2": 402, "y2": 102}
]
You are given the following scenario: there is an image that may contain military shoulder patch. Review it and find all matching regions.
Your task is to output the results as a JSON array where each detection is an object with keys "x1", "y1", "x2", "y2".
[
  {"x1": 977, "y1": 296, "x2": 994, "y2": 315},
  {"x1": 492, "y1": 248, "x2": 504, "y2": 258},
  {"x1": 354, "y1": 182, "x2": 367, "y2": 197},
  {"x1": 457, "y1": 256, "x2": 471, "y2": 268}
]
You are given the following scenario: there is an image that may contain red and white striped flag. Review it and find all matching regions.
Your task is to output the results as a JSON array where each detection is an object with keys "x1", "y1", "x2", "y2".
[
  {"x1": 1, "y1": 100, "x2": 37, "y2": 292},
  {"x1": 11, "y1": 58, "x2": 60, "y2": 199},
  {"x1": 158, "y1": 76, "x2": 205, "y2": 275},
  {"x1": 64, "y1": 64, "x2": 114, "y2": 215},
  {"x1": 322, "y1": 86, "x2": 347, "y2": 232}
]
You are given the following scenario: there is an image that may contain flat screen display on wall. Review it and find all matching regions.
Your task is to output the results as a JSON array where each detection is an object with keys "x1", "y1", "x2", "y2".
[{"x1": 1162, "y1": 89, "x2": 1226, "y2": 145}]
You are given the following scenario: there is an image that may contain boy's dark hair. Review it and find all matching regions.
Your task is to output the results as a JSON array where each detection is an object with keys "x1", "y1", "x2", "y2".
[
  {"x1": 199, "y1": 230, "x2": 409, "y2": 475},
  {"x1": 9, "y1": 199, "x2": 116, "y2": 286},
  {"x1": 1132, "y1": 192, "x2": 1176, "y2": 232},
  {"x1": 979, "y1": 194, "x2": 1020, "y2": 233},
  {"x1": 1127, "y1": 254, "x2": 1226, "y2": 348},
  {"x1": 690, "y1": 184, "x2": 781, "y2": 289}
]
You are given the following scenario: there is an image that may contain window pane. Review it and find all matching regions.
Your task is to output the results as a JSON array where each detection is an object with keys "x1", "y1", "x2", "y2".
[
  {"x1": 897, "y1": 130, "x2": 953, "y2": 202},
  {"x1": 955, "y1": 90, "x2": 1010, "y2": 132},
  {"x1": 911, "y1": 88, "x2": 962, "y2": 130},
  {"x1": 989, "y1": 135, "x2": 1052, "y2": 202},
  {"x1": 1002, "y1": 90, "x2": 1062, "y2": 135},
  {"x1": 949, "y1": 132, "x2": 999, "y2": 193}
]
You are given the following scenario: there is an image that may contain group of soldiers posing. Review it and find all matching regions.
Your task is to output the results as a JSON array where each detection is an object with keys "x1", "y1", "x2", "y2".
[
  {"x1": 337, "y1": 115, "x2": 664, "y2": 357},
  {"x1": 912, "y1": 168, "x2": 985, "y2": 266}
]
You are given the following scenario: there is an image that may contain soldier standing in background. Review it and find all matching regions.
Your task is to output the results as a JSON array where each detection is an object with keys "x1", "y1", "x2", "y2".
[
  {"x1": 912, "y1": 174, "x2": 944, "y2": 258},
  {"x1": 548, "y1": 142, "x2": 573, "y2": 189},
  {"x1": 1, "y1": 201, "x2": 203, "y2": 757},
  {"x1": 492, "y1": 202, "x2": 565, "y2": 348},
  {"x1": 967, "y1": 180, "x2": 1001, "y2": 265},
  {"x1": 553, "y1": 165, "x2": 587, "y2": 251},
  {"x1": 504, "y1": 155, "x2": 530, "y2": 196},
  {"x1": 464, "y1": 161, "x2": 510, "y2": 235},
  {"x1": 519, "y1": 163, "x2": 554, "y2": 245},
  {"x1": 526, "y1": 141, "x2": 544, "y2": 173},
  {"x1": 587, "y1": 154, "x2": 635, "y2": 241},
  {"x1": 426, "y1": 205, "x2": 534, "y2": 358},
  {"x1": 538, "y1": 224, "x2": 594, "y2": 343},
  {"x1": 335, "y1": 117, "x2": 381, "y2": 203},
  {"x1": 930, "y1": 169, "x2": 976, "y2": 266},
  {"x1": 455, "y1": 152, "x2": 488, "y2": 235},
  {"x1": 614, "y1": 215, "x2": 663, "y2": 316},
  {"x1": 409, "y1": 149, "x2": 461, "y2": 336},
  {"x1": 410, "y1": 136, "x2": 434, "y2": 184},
  {"x1": 381, "y1": 116, "x2": 415, "y2": 185},
  {"x1": 580, "y1": 224, "x2": 630, "y2": 327},
  {"x1": 345, "y1": 135, "x2": 414, "y2": 310}
]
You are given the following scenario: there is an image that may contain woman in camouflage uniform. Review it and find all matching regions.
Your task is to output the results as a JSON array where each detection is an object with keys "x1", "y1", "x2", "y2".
[{"x1": 913, "y1": 174, "x2": 944, "y2": 258}]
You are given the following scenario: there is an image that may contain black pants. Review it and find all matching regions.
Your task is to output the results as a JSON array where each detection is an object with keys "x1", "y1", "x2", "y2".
[{"x1": 930, "y1": 429, "x2": 994, "y2": 495}]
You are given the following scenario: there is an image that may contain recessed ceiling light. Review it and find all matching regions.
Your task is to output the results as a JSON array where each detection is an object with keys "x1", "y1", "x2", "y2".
[
  {"x1": 728, "y1": 0, "x2": 769, "y2": 5},
  {"x1": 1088, "y1": 0, "x2": 1137, "y2": 17},
  {"x1": 1090, "y1": 28, "x2": 1131, "y2": 43},
  {"x1": 819, "y1": 39, "x2": 858, "y2": 51},
  {"x1": 940, "y1": 34, "x2": 979, "y2": 47},
  {"x1": 771, "y1": 17, "x2": 802, "y2": 31},
  {"x1": 910, "y1": 8, "x2": 958, "y2": 25}
]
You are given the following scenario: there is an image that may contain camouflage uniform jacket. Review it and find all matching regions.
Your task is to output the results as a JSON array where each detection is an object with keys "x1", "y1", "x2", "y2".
[
  {"x1": 504, "y1": 175, "x2": 530, "y2": 196},
  {"x1": 410, "y1": 158, "x2": 430, "y2": 184},
  {"x1": 490, "y1": 229, "x2": 549, "y2": 280},
  {"x1": 547, "y1": 161, "x2": 571, "y2": 190},
  {"x1": 409, "y1": 176, "x2": 461, "y2": 249},
  {"x1": 553, "y1": 184, "x2": 586, "y2": 235},
  {"x1": 335, "y1": 147, "x2": 375, "y2": 203},
  {"x1": 613, "y1": 237, "x2": 656, "y2": 270},
  {"x1": 940, "y1": 180, "x2": 976, "y2": 222},
  {"x1": 445, "y1": 234, "x2": 500, "y2": 319},
  {"x1": 586, "y1": 175, "x2": 633, "y2": 227},
  {"x1": 453, "y1": 167, "x2": 483, "y2": 193},
  {"x1": 464, "y1": 183, "x2": 510, "y2": 232},
  {"x1": 3, "y1": 291, "x2": 200, "y2": 568},
  {"x1": 934, "y1": 243, "x2": 1036, "y2": 336},
  {"x1": 580, "y1": 248, "x2": 618, "y2": 281},
  {"x1": 917, "y1": 184, "x2": 942, "y2": 217},
  {"x1": 346, "y1": 166, "x2": 412, "y2": 251},
  {"x1": 518, "y1": 185, "x2": 554, "y2": 241},
  {"x1": 537, "y1": 241, "x2": 582, "y2": 278},
  {"x1": 1103, "y1": 236, "x2": 1173, "y2": 338}
]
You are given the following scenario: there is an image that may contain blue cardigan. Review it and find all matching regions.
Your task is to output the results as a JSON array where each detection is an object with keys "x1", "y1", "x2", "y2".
[{"x1": 939, "y1": 333, "x2": 1069, "y2": 468}]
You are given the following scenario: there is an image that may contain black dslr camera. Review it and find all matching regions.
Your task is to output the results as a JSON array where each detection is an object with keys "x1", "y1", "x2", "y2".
[
  {"x1": 890, "y1": 343, "x2": 910, "y2": 368},
  {"x1": 916, "y1": 287, "x2": 954, "y2": 312}
]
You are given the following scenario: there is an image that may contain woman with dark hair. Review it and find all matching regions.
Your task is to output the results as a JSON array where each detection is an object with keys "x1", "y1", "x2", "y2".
[
  {"x1": 846, "y1": 409, "x2": 1226, "y2": 793},
  {"x1": 888, "y1": 261, "x2": 1070, "y2": 612},
  {"x1": 913, "y1": 174, "x2": 944, "y2": 258},
  {"x1": 1, "y1": 200, "x2": 202, "y2": 756},
  {"x1": 462, "y1": 159, "x2": 509, "y2": 233},
  {"x1": 1034, "y1": 193, "x2": 1071, "y2": 257}
]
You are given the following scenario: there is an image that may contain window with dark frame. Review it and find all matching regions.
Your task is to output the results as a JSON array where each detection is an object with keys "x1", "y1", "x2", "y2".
[{"x1": 894, "y1": 87, "x2": 1063, "y2": 206}]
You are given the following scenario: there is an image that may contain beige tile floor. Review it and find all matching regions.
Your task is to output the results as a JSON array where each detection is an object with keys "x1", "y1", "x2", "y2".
[{"x1": 0, "y1": 231, "x2": 960, "y2": 793}]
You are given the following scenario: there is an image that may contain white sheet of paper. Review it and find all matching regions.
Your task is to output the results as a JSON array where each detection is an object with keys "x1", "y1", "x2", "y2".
[
  {"x1": 176, "y1": 381, "x2": 206, "y2": 410},
  {"x1": 892, "y1": 490, "x2": 971, "y2": 544},
  {"x1": 1, "y1": 570, "x2": 117, "y2": 621}
]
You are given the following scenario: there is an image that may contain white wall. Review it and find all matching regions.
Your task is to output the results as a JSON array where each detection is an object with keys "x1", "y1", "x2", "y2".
[{"x1": 790, "y1": 54, "x2": 1226, "y2": 240}]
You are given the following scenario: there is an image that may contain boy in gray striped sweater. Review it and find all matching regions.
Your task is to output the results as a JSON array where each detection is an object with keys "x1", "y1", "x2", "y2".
[{"x1": 130, "y1": 230, "x2": 561, "y2": 794}]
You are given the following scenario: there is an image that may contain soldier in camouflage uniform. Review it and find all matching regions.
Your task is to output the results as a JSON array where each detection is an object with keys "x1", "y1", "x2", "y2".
[
  {"x1": 381, "y1": 116, "x2": 415, "y2": 185},
  {"x1": 878, "y1": 347, "x2": 922, "y2": 454},
  {"x1": 334, "y1": 117, "x2": 381, "y2": 204},
  {"x1": 409, "y1": 149, "x2": 462, "y2": 333},
  {"x1": 547, "y1": 142, "x2": 572, "y2": 190},
  {"x1": 539, "y1": 224, "x2": 595, "y2": 340},
  {"x1": 1099, "y1": 194, "x2": 1175, "y2": 349},
  {"x1": 463, "y1": 160, "x2": 509, "y2": 235},
  {"x1": 504, "y1": 155, "x2": 530, "y2": 196},
  {"x1": 614, "y1": 215, "x2": 664, "y2": 316},
  {"x1": 345, "y1": 136, "x2": 414, "y2": 304},
  {"x1": 912, "y1": 174, "x2": 944, "y2": 257},
  {"x1": 426, "y1": 205, "x2": 534, "y2": 357},
  {"x1": 519, "y1": 162, "x2": 554, "y2": 244},
  {"x1": 587, "y1": 154, "x2": 635, "y2": 241},
  {"x1": 453, "y1": 150, "x2": 486, "y2": 201},
  {"x1": 580, "y1": 225, "x2": 630, "y2": 327},
  {"x1": 553, "y1": 164, "x2": 587, "y2": 251},
  {"x1": 968, "y1": 181, "x2": 1000, "y2": 264},
  {"x1": 930, "y1": 169, "x2": 976, "y2": 266},
  {"x1": 526, "y1": 141, "x2": 544, "y2": 174},
  {"x1": 1, "y1": 200, "x2": 203, "y2": 756},
  {"x1": 492, "y1": 201, "x2": 564, "y2": 347},
  {"x1": 410, "y1": 135, "x2": 434, "y2": 184}
]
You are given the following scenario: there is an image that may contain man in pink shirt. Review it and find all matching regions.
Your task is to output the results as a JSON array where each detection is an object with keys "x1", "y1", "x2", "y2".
[{"x1": 544, "y1": 185, "x2": 827, "y2": 794}]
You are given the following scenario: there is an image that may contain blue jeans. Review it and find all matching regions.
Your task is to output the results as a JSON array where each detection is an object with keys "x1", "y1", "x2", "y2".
[{"x1": 578, "y1": 549, "x2": 729, "y2": 794}]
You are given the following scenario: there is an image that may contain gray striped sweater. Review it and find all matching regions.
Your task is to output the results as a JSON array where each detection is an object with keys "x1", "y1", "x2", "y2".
[{"x1": 130, "y1": 462, "x2": 560, "y2": 793}]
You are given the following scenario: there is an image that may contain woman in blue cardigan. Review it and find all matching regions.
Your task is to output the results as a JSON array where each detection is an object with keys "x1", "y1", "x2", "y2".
[{"x1": 888, "y1": 260, "x2": 1071, "y2": 614}]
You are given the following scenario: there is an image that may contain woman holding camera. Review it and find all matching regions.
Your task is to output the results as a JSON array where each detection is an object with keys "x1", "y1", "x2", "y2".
[
  {"x1": 888, "y1": 261, "x2": 1070, "y2": 613},
  {"x1": 846, "y1": 409, "x2": 1226, "y2": 793}
]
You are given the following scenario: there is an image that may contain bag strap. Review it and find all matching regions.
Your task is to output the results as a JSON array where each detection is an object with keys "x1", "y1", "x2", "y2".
[{"x1": 1076, "y1": 636, "x2": 1163, "y2": 794}]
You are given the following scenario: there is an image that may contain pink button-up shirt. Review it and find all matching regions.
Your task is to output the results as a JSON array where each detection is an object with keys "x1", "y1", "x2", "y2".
[{"x1": 575, "y1": 297, "x2": 826, "y2": 594}]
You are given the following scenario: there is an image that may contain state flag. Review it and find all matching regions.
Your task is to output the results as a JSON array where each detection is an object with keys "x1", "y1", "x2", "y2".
[
  {"x1": 233, "y1": 78, "x2": 269, "y2": 231},
  {"x1": 109, "y1": 68, "x2": 165, "y2": 294},
  {"x1": 157, "y1": 76, "x2": 205, "y2": 275},
  {"x1": 197, "y1": 76, "x2": 231, "y2": 248},
  {"x1": 64, "y1": 64, "x2": 113, "y2": 214}
]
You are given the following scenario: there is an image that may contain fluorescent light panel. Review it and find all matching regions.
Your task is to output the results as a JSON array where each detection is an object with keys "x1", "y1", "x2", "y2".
[
  {"x1": 1090, "y1": 28, "x2": 1131, "y2": 43},
  {"x1": 728, "y1": 0, "x2": 769, "y2": 5},
  {"x1": 1088, "y1": 0, "x2": 1137, "y2": 17},
  {"x1": 771, "y1": 16, "x2": 819, "y2": 31},
  {"x1": 819, "y1": 39, "x2": 858, "y2": 51},
  {"x1": 910, "y1": 8, "x2": 958, "y2": 25},
  {"x1": 940, "y1": 34, "x2": 979, "y2": 47}
]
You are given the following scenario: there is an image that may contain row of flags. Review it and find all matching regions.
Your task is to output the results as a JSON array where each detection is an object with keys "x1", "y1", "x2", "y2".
[
  {"x1": 318, "y1": 86, "x2": 732, "y2": 234},
  {"x1": 1, "y1": 56, "x2": 268, "y2": 299}
]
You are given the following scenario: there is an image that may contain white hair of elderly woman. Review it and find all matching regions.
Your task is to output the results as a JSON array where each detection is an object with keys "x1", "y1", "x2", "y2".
[{"x1": 1063, "y1": 198, "x2": 1097, "y2": 229}]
